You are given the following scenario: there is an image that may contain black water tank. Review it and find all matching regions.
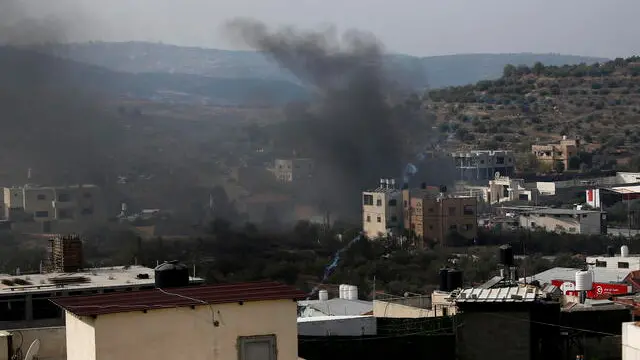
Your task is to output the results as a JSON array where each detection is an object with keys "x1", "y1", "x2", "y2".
[
  {"x1": 447, "y1": 269, "x2": 463, "y2": 291},
  {"x1": 607, "y1": 246, "x2": 615, "y2": 257},
  {"x1": 154, "y1": 260, "x2": 190, "y2": 288},
  {"x1": 439, "y1": 268, "x2": 449, "y2": 291},
  {"x1": 421, "y1": 182, "x2": 427, "y2": 190},
  {"x1": 499, "y1": 245, "x2": 514, "y2": 267}
]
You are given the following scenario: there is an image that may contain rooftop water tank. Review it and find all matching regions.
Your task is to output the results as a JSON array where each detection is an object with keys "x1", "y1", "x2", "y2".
[
  {"x1": 339, "y1": 284, "x2": 348, "y2": 299},
  {"x1": 499, "y1": 245, "x2": 514, "y2": 267},
  {"x1": 347, "y1": 285, "x2": 358, "y2": 300},
  {"x1": 607, "y1": 246, "x2": 615, "y2": 257},
  {"x1": 575, "y1": 270, "x2": 593, "y2": 291},
  {"x1": 439, "y1": 268, "x2": 449, "y2": 292},
  {"x1": 447, "y1": 269, "x2": 463, "y2": 291},
  {"x1": 154, "y1": 260, "x2": 190, "y2": 288},
  {"x1": 318, "y1": 289, "x2": 329, "y2": 301},
  {"x1": 622, "y1": 245, "x2": 630, "y2": 258}
]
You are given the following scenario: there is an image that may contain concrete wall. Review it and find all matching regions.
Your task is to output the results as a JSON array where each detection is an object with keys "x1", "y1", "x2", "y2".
[
  {"x1": 623, "y1": 322, "x2": 640, "y2": 360},
  {"x1": 66, "y1": 299, "x2": 299, "y2": 360},
  {"x1": 0, "y1": 327, "x2": 66, "y2": 360},
  {"x1": 297, "y1": 316, "x2": 376, "y2": 336},
  {"x1": 373, "y1": 300, "x2": 456, "y2": 318},
  {"x1": 459, "y1": 312, "x2": 530, "y2": 360},
  {"x1": 363, "y1": 190, "x2": 402, "y2": 239},
  {"x1": 519, "y1": 212, "x2": 602, "y2": 235}
]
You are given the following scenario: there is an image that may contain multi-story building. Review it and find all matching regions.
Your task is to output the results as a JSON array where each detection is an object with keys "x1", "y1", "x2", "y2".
[
  {"x1": 451, "y1": 150, "x2": 515, "y2": 182},
  {"x1": 273, "y1": 158, "x2": 314, "y2": 183},
  {"x1": 1, "y1": 184, "x2": 106, "y2": 232},
  {"x1": 531, "y1": 136, "x2": 580, "y2": 171},
  {"x1": 362, "y1": 179, "x2": 403, "y2": 239},
  {"x1": 484, "y1": 174, "x2": 539, "y2": 204},
  {"x1": 403, "y1": 187, "x2": 478, "y2": 245},
  {"x1": 519, "y1": 208, "x2": 607, "y2": 235}
]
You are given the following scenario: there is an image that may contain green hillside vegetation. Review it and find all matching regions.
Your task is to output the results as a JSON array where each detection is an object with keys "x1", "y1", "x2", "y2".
[{"x1": 427, "y1": 56, "x2": 640, "y2": 173}]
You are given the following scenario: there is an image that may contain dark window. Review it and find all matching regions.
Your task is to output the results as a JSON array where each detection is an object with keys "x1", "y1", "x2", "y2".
[
  {"x1": 595, "y1": 260, "x2": 607, "y2": 268},
  {"x1": 81, "y1": 208, "x2": 94, "y2": 215},
  {"x1": 34, "y1": 211, "x2": 49, "y2": 218},
  {"x1": 36, "y1": 194, "x2": 46, "y2": 200},
  {"x1": 33, "y1": 298, "x2": 61, "y2": 320},
  {"x1": 449, "y1": 224, "x2": 457, "y2": 231},
  {"x1": 377, "y1": 216, "x2": 381, "y2": 223},
  {"x1": 57, "y1": 193, "x2": 71, "y2": 202},
  {"x1": 448, "y1": 207, "x2": 456, "y2": 216},
  {"x1": 391, "y1": 215, "x2": 398, "y2": 222},
  {"x1": 389, "y1": 199, "x2": 397, "y2": 206},
  {"x1": 58, "y1": 209, "x2": 74, "y2": 220},
  {"x1": 463, "y1": 205, "x2": 474, "y2": 215},
  {"x1": 428, "y1": 208, "x2": 434, "y2": 213},
  {"x1": 403, "y1": 200, "x2": 408, "y2": 208},
  {"x1": 619, "y1": 262, "x2": 630, "y2": 269},
  {"x1": 376, "y1": 199, "x2": 382, "y2": 206},
  {"x1": 363, "y1": 194, "x2": 373, "y2": 206},
  {"x1": 496, "y1": 157, "x2": 505, "y2": 164},
  {"x1": 366, "y1": 215, "x2": 371, "y2": 222},
  {"x1": 238, "y1": 335, "x2": 277, "y2": 360}
]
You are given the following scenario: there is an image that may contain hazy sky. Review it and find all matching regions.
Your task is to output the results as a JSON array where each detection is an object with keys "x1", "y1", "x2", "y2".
[{"x1": 13, "y1": 0, "x2": 640, "y2": 58}]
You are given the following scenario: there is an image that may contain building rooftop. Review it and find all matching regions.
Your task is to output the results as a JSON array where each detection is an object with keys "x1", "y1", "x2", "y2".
[
  {"x1": 455, "y1": 286, "x2": 540, "y2": 303},
  {"x1": 525, "y1": 208, "x2": 602, "y2": 215},
  {"x1": 298, "y1": 298, "x2": 373, "y2": 316},
  {"x1": 526, "y1": 267, "x2": 630, "y2": 285},
  {"x1": 0, "y1": 266, "x2": 203, "y2": 295},
  {"x1": 609, "y1": 185, "x2": 640, "y2": 194},
  {"x1": 52, "y1": 281, "x2": 307, "y2": 317},
  {"x1": 297, "y1": 315, "x2": 373, "y2": 322}
]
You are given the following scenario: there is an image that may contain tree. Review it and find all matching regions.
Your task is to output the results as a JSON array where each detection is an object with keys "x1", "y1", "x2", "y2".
[
  {"x1": 554, "y1": 160, "x2": 565, "y2": 173},
  {"x1": 568, "y1": 156, "x2": 581, "y2": 171},
  {"x1": 533, "y1": 62, "x2": 545, "y2": 76},
  {"x1": 503, "y1": 64, "x2": 517, "y2": 78}
]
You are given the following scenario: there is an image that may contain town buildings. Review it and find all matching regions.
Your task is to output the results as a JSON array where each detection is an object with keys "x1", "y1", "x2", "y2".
[
  {"x1": 484, "y1": 174, "x2": 539, "y2": 204},
  {"x1": 1, "y1": 184, "x2": 106, "y2": 233},
  {"x1": 273, "y1": 158, "x2": 314, "y2": 183},
  {"x1": 451, "y1": 150, "x2": 515, "y2": 182},
  {"x1": 518, "y1": 208, "x2": 607, "y2": 235},
  {"x1": 402, "y1": 186, "x2": 478, "y2": 245},
  {"x1": 531, "y1": 135, "x2": 580, "y2": 171},
  {"x1": 53, "y1": 281, "x2": 305, "y2": 360},
  {"x1": 362, "y1": 179, "x2": 403, "y2": 239}
]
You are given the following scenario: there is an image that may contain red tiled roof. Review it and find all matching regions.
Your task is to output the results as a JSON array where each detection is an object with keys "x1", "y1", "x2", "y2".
[{"x1": 51, "y1": 281, "x2": 306, "y2": 317}]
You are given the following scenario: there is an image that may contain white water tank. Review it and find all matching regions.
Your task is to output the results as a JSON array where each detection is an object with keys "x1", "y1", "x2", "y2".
[
  {"x1": 318, "y1": 289, "x2": 329, "y2": 301},
  {"x1": 575, "y1": 270, "x2": 593, "y2": 291},
  {"x1": 622, "y1": 245, "x2": 630, "y2": 257},
  {"x1": 339, "y1": 284, "x2": 347, "y2": 299},
  {"x1": 347, "y1": 285, "x2": 358, "y2": 300}
]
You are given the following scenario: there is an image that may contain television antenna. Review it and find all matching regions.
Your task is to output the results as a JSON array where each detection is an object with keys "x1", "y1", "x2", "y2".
[{"x1": 24, "y1": 339, "x2": 40, "y2": 360}]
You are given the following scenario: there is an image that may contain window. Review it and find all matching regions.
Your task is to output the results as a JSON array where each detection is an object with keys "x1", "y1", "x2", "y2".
[
  {"x1": 58, "y1": 209, "x2": 74, "y2": 220},
  {"x1": 366, "y1": 215, "x2": 371, "y2": 222},
  {"x1": 595, "y1": 260, "x2": 607, "y2": 268},
  {"x1": 449, "y1": 224, "x2": 457, "y2": 231},
  {"x1": 376, "y1": 199, "x2": 382, "y2": 206},
  {"x1": 57, "y1": 193, "x2": 71, "y2": 202},
  {"x1": 448, "y1": 207, "x2": 456, "y2": 216},
  {"x1": 619, "y1": 262, "x2": 630, "y2": 269},
  {"x1": 363, "y1": 194, "x2": 373, "y2": 206},
  {"x1": 81, "y1": 208, "x2": 94, "y2": 215},
  {"x1": 496, "y1": 157, "x2": 505, "y2": 164},
  {"x1": 403, "y1": 200, "x2": 408, "y2": 208},
  {"x1": 238, "y1": 335, "x2": 277, "y2": 360},
  {"x1": 390, "y1": 215, "x2": 398, "y2": 222},
  {"x1": 463, "y1": 205, "x2": 474, "y2": 215},
  {"x1": 388, "y1": 199, "x2": 397, "y2": 206},
  {"x1": 462, "y1": 224, "x2": 474, "y2": 231},
  {"x1": 34, "y1": 211, "x2": 49, "y2": 218},
  {"x1": 36, "y1": 194, "x2": 46, "y2": 200},
  {"x1": 377, "y1": 216, "x2": 381, "y2": 223},
  {"x1": 428, "y1": 208, "x2": 434, "y2": 213}
]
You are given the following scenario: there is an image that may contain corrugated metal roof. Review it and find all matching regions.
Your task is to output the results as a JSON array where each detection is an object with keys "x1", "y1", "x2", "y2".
[
  {"x1": 51, "y1": 281, "x2": 306, "y2": 317},
  {"x1": 455, "y1": 286, "x2": 539, "y2": 303}
]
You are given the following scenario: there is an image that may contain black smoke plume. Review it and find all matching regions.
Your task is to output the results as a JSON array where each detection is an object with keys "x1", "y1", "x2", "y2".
[{"x1": 226, "y1": 19, "x2": 444, "y2": 220}]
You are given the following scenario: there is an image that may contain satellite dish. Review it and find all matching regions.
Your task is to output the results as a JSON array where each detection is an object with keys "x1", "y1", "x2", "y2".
[
  {"x1": 24, "y1": 339, "x2": 40, "y2": 360},
  {"x1": 494, "y1": 171, "x2": 501, "y2": 180}
]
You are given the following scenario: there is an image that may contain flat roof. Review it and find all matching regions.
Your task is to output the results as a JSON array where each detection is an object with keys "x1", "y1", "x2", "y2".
[
  {"x1": 0, "y1": 266, "x2": 203, "y2": 295},
  {"x1": 52, "y1": 281, "x2": 307, "y2": 317},
  {"x1": 298, "y1": 298, "x2": 373, "y2": 316},
  {"x1": 527, "y1": 267, "x2": 630, "y2": 284},
  {"x1": 297, "y1": 315, "x2": 373, "y2": 322},
  {"x1": 609, "y1": 185, "x2": 640, "y2": 194},
  {"x1": 455, "y1": 286, "x2": 540, "y2": 303},
  {"x1": 526, "y1": 208, "x2": 602, "y2": 215}
]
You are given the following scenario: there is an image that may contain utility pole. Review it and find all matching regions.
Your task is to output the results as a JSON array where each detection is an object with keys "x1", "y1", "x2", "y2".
[{"x1": 373, "y1": 275, "x2": 376, "y2": 301}]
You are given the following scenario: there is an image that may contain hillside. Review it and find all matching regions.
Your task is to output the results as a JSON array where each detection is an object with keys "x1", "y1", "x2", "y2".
[
  {"x1": 427, "y1": 57, "x2": 640, "y2": 173},
  {"x1": 30, "y1": 42, "x2": 607, "y2": 89}
]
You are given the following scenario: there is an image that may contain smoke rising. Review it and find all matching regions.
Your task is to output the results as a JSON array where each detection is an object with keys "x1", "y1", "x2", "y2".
[{"x1": 226, "y1": 19, "x2": 415, "y2": 218}]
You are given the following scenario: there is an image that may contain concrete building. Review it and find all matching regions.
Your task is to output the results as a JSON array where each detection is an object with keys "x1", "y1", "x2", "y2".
[
  {"x1": 531, "y1": 136, "x2": 580, "y2": 171},
  {"x1": 273, "y1": 158, "x2": 314, "y2": 183},
  {"x1": 53, "y1": 281, "x2": 305, "y2": 360},
  {"x1": 0, "y1": 266, "x2": 204, "y2": 330},
  {"x1": 518, "y1": 208, "x2": 607, "y2": 235},
  {"x1": 403, "y1": 188, "x2": 478, "y2": 245},
  {"x1": 484, "y1": 174, "x2": 538, "y2": 204},
  {"x1": 451, "y1": 150, "x2": 515, "y2": 182},
  {"x1": 362, "y1": 179, "x2": 403, "y2": 239},
  {"x1": 297, "y1": 315, "x2": 376, "y2": 336},
  {"x1": 1, "y1": 184, "x2": 106, "y2": 232},
  {"x1": 586, "y1": 185, "x2": 640, "y2": 209},
  {"x1": 373, "y1": 291, "x2": 457, "y2": 318}
]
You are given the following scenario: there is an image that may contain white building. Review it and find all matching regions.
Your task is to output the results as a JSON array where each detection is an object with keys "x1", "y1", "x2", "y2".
[
  {"x1": 586, "y1": 185, "x2": 640, "y2": 209},
  {"x1": 362, "y1": 179, "x2": 403, "y2": 239},
  {"x1": 623, "y1": 322, "x2": 640, "y2": 360},
  {"x1": 484, "y1": 174, "x2": 538, "y2": 204},
  {"x1": 519, "y1": 208, "x2": 607, "y2": 235},
  {"x1": 587, "y1": 246, "x2": 640, "y2": 271}
]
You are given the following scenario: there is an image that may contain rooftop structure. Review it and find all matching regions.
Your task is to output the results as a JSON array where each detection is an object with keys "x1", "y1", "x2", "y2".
[
  {"x1": 297, "y1": 315, "x2": 377, "y2": 336},
  {"x1": 53, "y1": 281, "x2": 306, "y2": 317},
  {"x1": 526, "y1": 266, "x2": 631, "y2": 285},
  {"x1": 455, "y1": 286, "x2": 541, "y2": 303},
  {"x1": 518, "y1": 207, "x2": 607, "y2": 235},
  {"x1": 451, "y1": 150, "x2": 515, "y2": 182},
  {"x1": 298, "y1": 298, "x2": 373, "y2": 317}
]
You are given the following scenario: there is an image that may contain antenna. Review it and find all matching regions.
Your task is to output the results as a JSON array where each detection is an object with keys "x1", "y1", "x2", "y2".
[{"x1": 24, "y1": 339, "x2": 40, "y2": 360}]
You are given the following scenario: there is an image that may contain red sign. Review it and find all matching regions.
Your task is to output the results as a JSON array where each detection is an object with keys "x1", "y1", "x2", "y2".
[
  {"x1": 551, "y1": 279, "x2": 630, "y2": 298},
  {"x1": 587, "y1": 190, "x2": 593, "y2": 202}
]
